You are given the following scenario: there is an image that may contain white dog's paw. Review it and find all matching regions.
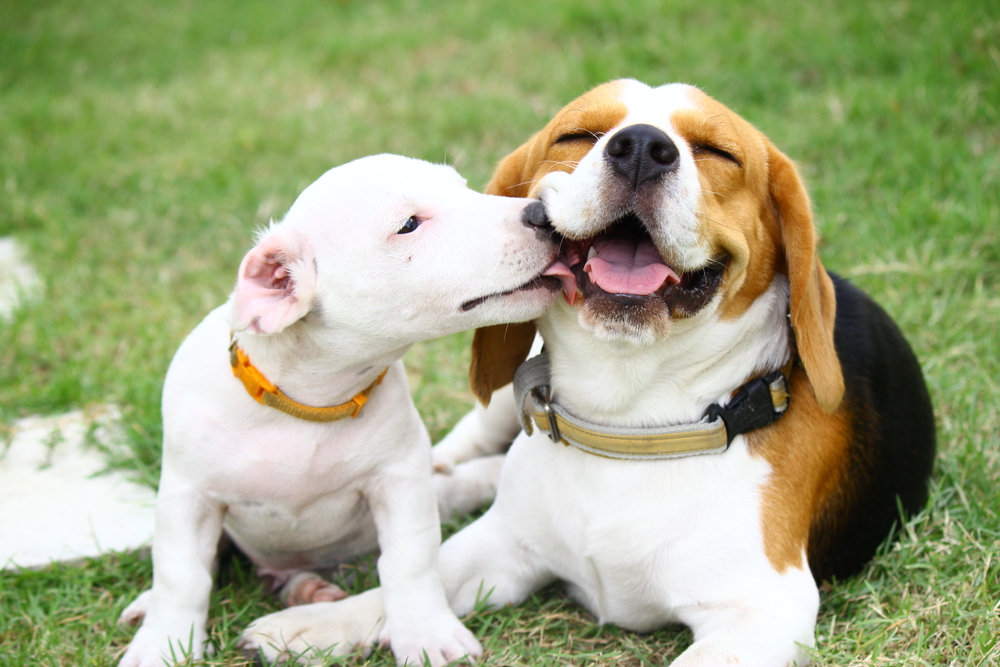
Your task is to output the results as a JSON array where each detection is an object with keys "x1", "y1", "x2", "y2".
[
  {"x1": 117, "y1": 619, "x2": 208, "y2": 667},
  {"x1": 280, "y1": 571, "x2": 349, "y2": 607},
  {"x1": 238, "y1": 593, "x2": 385, "y2": 665},
  {"x1": 118, "y1": 589, "x2": 153, "y2": 627},
  {"x1": 382, "y1": 611, "x2": 482, "y2": 667}
]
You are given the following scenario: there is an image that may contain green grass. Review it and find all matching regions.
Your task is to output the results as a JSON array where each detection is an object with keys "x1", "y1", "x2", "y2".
[{"x1": 1, "y1": 0, "x2": 998, "y2": 664}]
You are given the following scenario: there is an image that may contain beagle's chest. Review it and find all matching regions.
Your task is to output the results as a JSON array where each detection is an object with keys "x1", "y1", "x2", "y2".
[{"x1": 500, "y1": 429, "x2": 786, "y2": 626}]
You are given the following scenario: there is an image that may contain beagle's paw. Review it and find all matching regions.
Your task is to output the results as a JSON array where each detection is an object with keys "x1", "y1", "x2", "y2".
[
  {"x1": 432, "y1": 403, "x2": 516, "y2": 472},
  {"x1": 433, "y1": 455, "x2": 505, "y2": 520}
]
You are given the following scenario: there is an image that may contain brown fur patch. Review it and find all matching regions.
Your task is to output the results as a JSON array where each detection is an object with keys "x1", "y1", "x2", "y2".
[
  {"x1": 471, "y1": 83, "x2": 629, "y2": 401},
  {"x1": 486, "y1": 81, "x2": 629, "y2": 199},
  {"x1": 749, "y1": 365, "x2": 853, "y2": 573},
  {"x1": 671, "y1": 88, "x2": 843, "y2": 412},
  {"x1": 470, "y1": 322, "x2": 536, "y2": 405},
  {"x1": 668, "y1": 91, "x2": 778, "y2": 322}
]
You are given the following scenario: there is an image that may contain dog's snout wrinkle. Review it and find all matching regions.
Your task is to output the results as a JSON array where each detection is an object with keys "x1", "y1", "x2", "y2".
[{"x1": 604, "y1": 124, "x2": 679, "y2": 190}]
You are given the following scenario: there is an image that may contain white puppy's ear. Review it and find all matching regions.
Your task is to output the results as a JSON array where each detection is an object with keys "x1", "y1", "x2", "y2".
[{"x1": 233, "y1": 232, "x2": 316, "y2": 335}]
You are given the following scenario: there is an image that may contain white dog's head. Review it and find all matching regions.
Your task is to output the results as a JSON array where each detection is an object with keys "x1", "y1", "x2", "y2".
[{"x1": 230, "y1": 155, "x2": 561, "y2": 352}]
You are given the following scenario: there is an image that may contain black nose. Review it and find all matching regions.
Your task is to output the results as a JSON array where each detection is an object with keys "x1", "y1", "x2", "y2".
[
  {"x1": 604, "y1": 124, "x2": 680, "y2": 189},
  {"x1": 521, "y1": 200, "x2": 552, "y2": 229}
]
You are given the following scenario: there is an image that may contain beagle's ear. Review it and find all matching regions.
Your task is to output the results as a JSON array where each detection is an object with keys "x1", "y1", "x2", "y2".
[
  {"x1": 484, "y1": 131, "x2": 543, "y2": 197},
  {"x1": 769, "y1": 142, "x2": 845, "y2": 413},
  {"x1": 233, "y1": 232, "x2": 316, "y2": 335},
  {"x1": 467, "y1": 133, "x2": 545, "y2": 405},
  {"x1": 470, "y1": 322, "x2": 537, "y2": 405}
]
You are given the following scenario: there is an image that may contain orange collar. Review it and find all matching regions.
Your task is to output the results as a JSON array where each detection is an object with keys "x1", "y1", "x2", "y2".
[{"x1": 230, "y1": 339, "x2": 387, "y2": 422}]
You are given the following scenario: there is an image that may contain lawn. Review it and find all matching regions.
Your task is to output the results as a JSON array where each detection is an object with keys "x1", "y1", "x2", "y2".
[{"x1": 1, "y1": 0, "x2": 998, "y2": 665}]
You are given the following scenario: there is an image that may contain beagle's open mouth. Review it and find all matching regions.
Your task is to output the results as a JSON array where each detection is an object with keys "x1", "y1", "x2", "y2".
[{"x1": 545, "y1": 214, "x2": 727, "y2": 319}]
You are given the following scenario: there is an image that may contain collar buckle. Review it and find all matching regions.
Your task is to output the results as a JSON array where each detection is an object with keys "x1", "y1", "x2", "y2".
[
  {"x1": 704, "y1": 367, "x2": 790, "y2": 445},
  {"x1": 531, "y1": 385, "x2": 563, "y2": 445}
]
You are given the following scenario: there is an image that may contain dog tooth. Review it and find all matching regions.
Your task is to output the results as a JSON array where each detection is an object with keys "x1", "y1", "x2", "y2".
[{"x1": 587, "y1": 246, "x2": 598, "y2": 261}]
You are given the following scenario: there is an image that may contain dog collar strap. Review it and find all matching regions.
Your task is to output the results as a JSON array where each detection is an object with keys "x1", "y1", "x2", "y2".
[
  {"x1": 230, "y1": 341, "x2": 387, "y2": 422},
  {"x1": 513, "y1": 353, "x2": 790, "y2": 460}
]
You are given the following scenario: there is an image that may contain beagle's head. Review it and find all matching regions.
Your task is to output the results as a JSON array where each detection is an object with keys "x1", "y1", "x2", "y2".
[{"x1": 472, "y1": 80, "x2": 844, "y2": 413}]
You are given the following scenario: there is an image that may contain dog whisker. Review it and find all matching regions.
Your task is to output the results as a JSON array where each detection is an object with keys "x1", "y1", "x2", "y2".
[
  {"x1": 699, "y1": 214, "x2": 740, "y2": 233},
  {"x1": 504, "y1": 178, "x2": 542, "y2": 193}
]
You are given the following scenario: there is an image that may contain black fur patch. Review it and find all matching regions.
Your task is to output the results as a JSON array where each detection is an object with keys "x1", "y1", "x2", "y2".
[{"x1": 807, "y1": 273, "x2": 936, "y2": 582}]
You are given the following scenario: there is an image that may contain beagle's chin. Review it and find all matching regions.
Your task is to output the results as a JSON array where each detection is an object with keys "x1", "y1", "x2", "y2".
[{"x1": 546, "y1": 213, "x2": 726, "y2": 343}]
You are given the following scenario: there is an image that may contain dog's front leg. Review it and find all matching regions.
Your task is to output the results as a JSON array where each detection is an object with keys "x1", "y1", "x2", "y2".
[
  {"x1": 432, "y1": 332, "x2": 541, "y2": 472},
  {"x1": 238, "y1": 496, "x2": 552, "y2": 664},
  {"x1": 670, "y1": 572, "x2": 819, "y2": 667},
  {"x1": 367, "y1": 454, "x2": 483, "y2": 666},
  {"x1": 431, "y1": 384, "x2": 521, "y2": 472},
  {"x1": 117, "y1": 469, "x2": 225, "y2": 667}
]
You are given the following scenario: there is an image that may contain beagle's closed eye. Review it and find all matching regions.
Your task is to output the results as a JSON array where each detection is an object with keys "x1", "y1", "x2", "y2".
[
  {"x1": 553, "y1": 131, "x2": 605, "y2": 146},
  {"x1": 693, "y1": 143, "x2": 743, "y2": 167}
]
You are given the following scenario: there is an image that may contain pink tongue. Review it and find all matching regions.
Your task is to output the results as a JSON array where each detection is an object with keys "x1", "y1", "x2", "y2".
[
  {"x1": 542, "y1": 260, "x2": 579, "y2": 306},
  {"x1": 584, "y1": 238, "x2": 679, "y2": 296}
]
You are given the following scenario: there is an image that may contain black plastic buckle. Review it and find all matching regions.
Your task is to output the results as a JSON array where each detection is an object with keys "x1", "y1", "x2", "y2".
[{"x1": 705, "y1": 370, "x2": 788, "y2": 445}]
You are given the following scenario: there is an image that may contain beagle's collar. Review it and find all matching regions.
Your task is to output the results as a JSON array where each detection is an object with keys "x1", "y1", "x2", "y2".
[
  {"x1": 513, "y1": 353, "x2": 791, "y2": 460},
  {"x1": 230, "y1": 336, "x2": 387, "y2": 422}
]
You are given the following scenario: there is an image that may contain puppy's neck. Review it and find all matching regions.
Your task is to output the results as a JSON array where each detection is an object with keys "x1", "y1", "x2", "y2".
[
  {"x1": 536, "y1": 277, "x2": 792, "y2": 428},
  {"x1": 231, "y1": 320, "x2": 408, "y2": 409}
]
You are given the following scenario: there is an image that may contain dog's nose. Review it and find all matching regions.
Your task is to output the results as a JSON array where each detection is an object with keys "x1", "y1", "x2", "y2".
[
  {"x1": 604, "y1": 124, "x2": 680, "y2": 189},
  {"x1": 521, "y1": 200, "x2": 552, "y2": 230}
]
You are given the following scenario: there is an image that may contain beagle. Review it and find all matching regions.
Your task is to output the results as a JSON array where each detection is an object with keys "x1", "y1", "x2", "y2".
[
  {"x1": 240, "y1": 82, "x2": 936, "y2": 667},
  {"x1": 116, "y1": 155, "x2": 563, "y2": 667}
]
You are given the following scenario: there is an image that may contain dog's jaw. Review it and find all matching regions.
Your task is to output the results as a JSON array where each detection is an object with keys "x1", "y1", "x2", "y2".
[
  {"x1": 538, "y1": 174, "x2": 722, "y2": 346},
  {"x1": 536, "y1": 274, "x2": 792, "y2": 429},
  {"x1": 459, "y1": 263, "x2": 563, "y2": 313}
]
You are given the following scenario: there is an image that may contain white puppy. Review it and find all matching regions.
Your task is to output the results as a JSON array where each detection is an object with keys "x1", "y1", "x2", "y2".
[{"x1": 116, "y1": 154, "x2": 561, "y2": 667}]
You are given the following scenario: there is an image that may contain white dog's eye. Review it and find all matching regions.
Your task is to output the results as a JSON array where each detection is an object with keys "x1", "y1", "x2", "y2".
[{"x1": 397, "y1": 216, "x2": 420, "y2": 234}]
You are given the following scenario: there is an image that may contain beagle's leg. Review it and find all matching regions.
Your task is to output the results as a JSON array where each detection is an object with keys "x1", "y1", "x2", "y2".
[
  {"x1": 671, "y1": 570, "x2": 819, "y2": 667},
  {"x1": 238, "y1": 590, "x2": 386, "y2": 664},
  {"x1": 438, "y1": 506, "x2": 555, "y2": 616},
  {"x1": 431, "y1": 332, "x2": 542, "y2": 472},
  {"x1": 434, "y1": 454, "x2": 506, "y2": 521},
  {"x1": 431, "y1": 385, "x2": 522, "y2": 472}
]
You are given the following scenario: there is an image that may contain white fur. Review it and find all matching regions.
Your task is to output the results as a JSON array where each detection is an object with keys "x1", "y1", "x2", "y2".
[
  {"x1": 538, "y1": 81, "x2": 709, "y2": 274},
  {"x1": 118, "y1": 155, "x2": 559, "y2": 667},
  {"x1": 240, "y1": 86, "x2": 821, "y2": 666},
  {"x1": 431, "y1": 334, "x2": 544, "y2": 471}
]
